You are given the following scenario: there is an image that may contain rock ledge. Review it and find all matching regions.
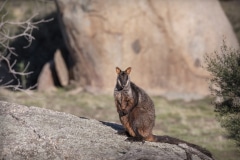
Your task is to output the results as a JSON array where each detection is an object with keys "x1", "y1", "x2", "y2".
[{"x1": 0, "y1": 101, "x2": 213, "y2": 160}]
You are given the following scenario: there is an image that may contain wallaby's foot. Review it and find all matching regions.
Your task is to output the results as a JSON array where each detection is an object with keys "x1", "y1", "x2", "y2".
[
  {"x1": 125, "y1": 137, "x2": 145, "y2": 144},
  {"x1": 117, "y1": 130, "x2": 131, "y2": 137}
]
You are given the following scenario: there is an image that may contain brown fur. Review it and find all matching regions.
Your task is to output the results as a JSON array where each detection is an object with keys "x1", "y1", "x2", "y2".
[
  {"x1": 114, "y1": 67, "x2": 213, "y2": 158},
  {"x1": 114, "y1": 67, "x2": 156, "y2": 141}
]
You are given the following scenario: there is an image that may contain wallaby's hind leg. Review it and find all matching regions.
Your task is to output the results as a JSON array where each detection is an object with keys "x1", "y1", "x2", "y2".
[
  {"x1": 130, "y1": 107, "x2": 155, "y2": 142},
  {"x1": 125, "y1": 128, "x2": 154, "y2": 143},
  {"x1": 136, "y1": 128, "x2": 155, "y2": 142},
  {"x1": 144, "y1": 134, "x2": 156, "y2": 142}
]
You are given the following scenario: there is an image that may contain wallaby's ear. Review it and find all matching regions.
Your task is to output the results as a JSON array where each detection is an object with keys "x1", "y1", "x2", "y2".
[
  {"x1": 125, "y1": 67, "x2": 132, "y2": 75},
  {"x1": 116, "y1": 67, "x2": 121, "y2": 74}
]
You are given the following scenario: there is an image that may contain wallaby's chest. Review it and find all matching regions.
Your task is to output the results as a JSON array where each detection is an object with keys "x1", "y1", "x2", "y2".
[{"x1": 114, "y1": 89, "x2": 132, "y2": 101}]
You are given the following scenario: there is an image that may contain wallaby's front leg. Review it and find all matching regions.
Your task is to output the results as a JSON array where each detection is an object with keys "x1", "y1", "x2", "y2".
[
  {"x1": 116, "y1": 100, "x2": 125, "y2": 116},
  {"x1": 120, "y1": 115, "x2": 136, "y2": 137}
]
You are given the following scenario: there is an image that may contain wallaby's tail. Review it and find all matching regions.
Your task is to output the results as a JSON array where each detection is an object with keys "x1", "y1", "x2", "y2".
[{"x1": 154, "y1": 135, "x2": 213, "y2": 158}]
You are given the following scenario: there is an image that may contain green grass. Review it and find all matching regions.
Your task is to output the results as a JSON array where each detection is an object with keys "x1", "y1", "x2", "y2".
[{"x1": 0, "y1": 88, "x2": 239, "y2": 160}]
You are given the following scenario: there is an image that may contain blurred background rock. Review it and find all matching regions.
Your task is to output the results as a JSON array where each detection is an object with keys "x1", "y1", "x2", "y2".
[{"x1": 1, "y1": 0, "x2": 239, "y2": 100}]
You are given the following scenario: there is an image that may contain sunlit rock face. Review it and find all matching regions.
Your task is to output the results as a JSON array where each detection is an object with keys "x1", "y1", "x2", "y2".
[
  {"x1": 56, "y1": 0, "x2": 238, "y2": 100},
  {"x1": 0, "y1": 101, "x2": 214, "y2": 160}
]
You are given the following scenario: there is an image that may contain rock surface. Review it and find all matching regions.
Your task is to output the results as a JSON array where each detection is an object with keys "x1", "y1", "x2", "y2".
[
  {"x1": 37, "y1": 61, "x2": 56, "y2": 92},
  {"x1": 0, "y1": 101, "x2": 213, "y2": 160},
  {"x1": 55, "y1": 0, "x2": 239, "y2": 99},
  {"x1": 37, "y1": 50, "x2": 69, "y2": 92},
  {"x1": 54, "y1": 49, "x2": 69, "y2": 87}
]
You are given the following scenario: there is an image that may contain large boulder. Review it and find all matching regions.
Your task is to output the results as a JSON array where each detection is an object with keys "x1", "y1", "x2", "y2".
[
  {"x1": 55, "y1": 0, "x2": 238, "y2": 99},
  {"x1": 0, "y1": 101, "x2": 213, "y2": 160}
]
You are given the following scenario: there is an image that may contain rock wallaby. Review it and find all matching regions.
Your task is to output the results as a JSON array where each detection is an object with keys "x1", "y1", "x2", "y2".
[{"x1": 114, "y1": 67, "x2": 213, "y2": 158}]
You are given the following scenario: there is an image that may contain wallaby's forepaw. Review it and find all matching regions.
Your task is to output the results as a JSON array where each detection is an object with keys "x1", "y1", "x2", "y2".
[
  {"x1": 117, "y1": 130, "x2": 127, "y2": 135},
  {"x1": 117, "y1": 130, "x2": 132, "y2": 137},
  {"x1": 125, "y1": 137, "x2": 145, "y2": 144},
  {"x1": 119, "y1": 110, "x2": 128, "y2": 116}
]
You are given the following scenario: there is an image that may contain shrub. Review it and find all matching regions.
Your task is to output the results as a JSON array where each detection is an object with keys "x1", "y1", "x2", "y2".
[{"x1": 204, "y1": 40, "x2": 240, "y2": 146}]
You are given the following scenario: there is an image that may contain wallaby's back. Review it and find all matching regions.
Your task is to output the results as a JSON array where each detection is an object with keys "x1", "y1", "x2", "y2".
[{"x1": 128, "y1": 81, "x2": 156, "y2": 141}]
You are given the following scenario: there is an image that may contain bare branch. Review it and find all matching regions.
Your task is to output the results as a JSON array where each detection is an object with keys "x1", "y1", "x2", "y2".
[
  {"x1": 0, "y1": 55, "x2": 34, "y2": 76},
  {"x1": 1, "y1": 77, "x2": 36, "y2": 93},
  {"x1": 0, "y1": 14, "x2": 53, "y2": 51},
  {"x1": 0, "y1": 0, "x2": 8, "y2": 12},
  {"x1": 0, "y1": 0, "x2": 53, "y2": 91}
]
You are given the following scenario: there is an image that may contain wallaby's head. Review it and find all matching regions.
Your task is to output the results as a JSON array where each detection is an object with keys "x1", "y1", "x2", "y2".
[{"x1": 115, "y1": 67, "x2": 131, "y2": 90}]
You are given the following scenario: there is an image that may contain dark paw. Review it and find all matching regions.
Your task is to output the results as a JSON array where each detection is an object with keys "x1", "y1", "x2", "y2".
[
  {"x1": 117, "y1": 130, "x2": 128, "y2": 135},
  {"x1": 125, "y1": 137, "x2": 145, "y2": 143},
  {"x1": 119, "y1": 110, "x2": 128, "y2": 116},
  {"x1": 117, "y1": 130, "x2": 131, "y2": 137}
]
